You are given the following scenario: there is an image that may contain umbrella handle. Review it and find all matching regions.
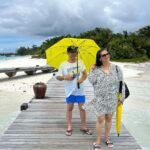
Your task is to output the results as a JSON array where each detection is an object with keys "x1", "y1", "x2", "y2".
[{"x1": 77, "y1": 83, "x2": 80, "y2": 89}]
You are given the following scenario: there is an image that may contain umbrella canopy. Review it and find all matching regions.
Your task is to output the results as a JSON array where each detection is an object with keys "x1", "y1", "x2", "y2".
[
  {"x1": 116, "y1": 93, "x2": 123, "y2": 136},
  {"x1": 46, "y1": 38, "x2": 100, "y2": 72}
]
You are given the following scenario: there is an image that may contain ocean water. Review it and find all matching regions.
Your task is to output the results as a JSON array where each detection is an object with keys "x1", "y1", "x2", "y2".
[
  {"x1": 122, "y1": 64, "x2": 150, "y2": 150},
  {"x1": 0, "y1": 55, "x2": 21, "y2": 61}
]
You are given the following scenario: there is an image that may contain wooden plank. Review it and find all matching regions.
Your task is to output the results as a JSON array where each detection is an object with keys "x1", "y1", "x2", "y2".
[{"x1": 0, "y1": 77, "x2": 142, "y2": 150}]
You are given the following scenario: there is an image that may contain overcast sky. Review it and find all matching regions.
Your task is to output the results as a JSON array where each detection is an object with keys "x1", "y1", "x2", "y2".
[{"x1": 0, "y1": 0, "x2": 150, "y2": 52}]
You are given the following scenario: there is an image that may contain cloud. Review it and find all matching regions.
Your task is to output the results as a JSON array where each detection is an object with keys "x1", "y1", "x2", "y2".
[{"x1": 0, "y1": 0, "x2": 150, "y2": 37}]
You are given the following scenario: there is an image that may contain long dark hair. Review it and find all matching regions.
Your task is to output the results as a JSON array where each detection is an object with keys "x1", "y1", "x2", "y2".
[{"x1": 95, "y1": 48, "x2": 109, "y2": 67}]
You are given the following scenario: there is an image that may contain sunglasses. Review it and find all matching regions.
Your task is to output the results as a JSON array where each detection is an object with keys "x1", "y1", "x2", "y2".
[{"x1": 100, "y1": 53, "x2": 109, "y2": 58}]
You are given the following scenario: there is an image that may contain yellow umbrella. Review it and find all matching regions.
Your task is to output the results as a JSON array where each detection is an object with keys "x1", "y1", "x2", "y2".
[
  {"x1": 46, "y1": 38, "x2": 100, "y2": 72},
  {"x1": 116, "y1": 93, "x2": 123, "y2": 137}
]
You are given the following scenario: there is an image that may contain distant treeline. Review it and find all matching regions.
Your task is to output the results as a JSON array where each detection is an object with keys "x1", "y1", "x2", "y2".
[
  {"x1": 0, "y1": 53, "x2": 16, "y2": 56},
  {"x1": 16, "y1": 25, "x2": 150, "y2": 62}
]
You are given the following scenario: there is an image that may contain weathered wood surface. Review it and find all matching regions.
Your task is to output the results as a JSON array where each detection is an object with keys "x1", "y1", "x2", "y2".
[
  {"x1": 0, "y1": 65, "x2": 57, "y2": 77},
  {"x1": 0, "y1": 77, "x2": 142, "y2": 150},
  {"x1": 0, "y1": 66, "x2": 52, "y2": 73}
]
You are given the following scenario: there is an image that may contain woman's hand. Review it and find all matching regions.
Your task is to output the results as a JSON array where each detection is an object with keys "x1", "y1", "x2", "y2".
[
  {"x1": 89, "y1": 64, "x2": 95, "y2": 72},
  {"x1": 118, "y1": 99, "x2": 123, "y2": 104},
  {"x1": 118, "y1": 93, "x2": 123, "y2": 104}
]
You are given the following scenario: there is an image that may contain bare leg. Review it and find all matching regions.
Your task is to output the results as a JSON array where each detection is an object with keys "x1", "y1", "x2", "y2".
[
  {"x1": 96, "y1": 116, "x2": 105, "y2": 144},
  {"x1": 78, "y1": 103, "x2": 86, "y2": 129},
  {"x1": 104, "y1": 113, "x2": 113, "y2": 141},
  {"x1": 66, "y1": 103, "x2": 74, "y2": 130}
]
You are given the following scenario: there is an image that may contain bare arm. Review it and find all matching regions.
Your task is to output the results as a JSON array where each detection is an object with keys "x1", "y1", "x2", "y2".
[
  {"x1": 56, "y1": 75, "x2": 74, "y2": 81},
  {"x1": 88, "y1": 66, "x2": 97, "y2": 85},
  {"x1": 56, "y1": 76, "x2": 64, "y2": 81},
  {"x1": 89, "y1": 64, "x2": 96, "y2": 72},
  {"x1": 77, "y1": 70, "x2": 87, "y2": 84}
]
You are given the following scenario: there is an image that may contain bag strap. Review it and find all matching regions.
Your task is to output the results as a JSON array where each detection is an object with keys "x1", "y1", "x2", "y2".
[{"x1": 115, "y1": 65, "x2": 123, "y2": 93}]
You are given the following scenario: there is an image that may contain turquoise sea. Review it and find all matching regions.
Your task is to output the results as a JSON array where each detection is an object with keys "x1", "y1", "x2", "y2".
[{"x1": 0, "y1": 55, "x2": 20, "y2": 61}]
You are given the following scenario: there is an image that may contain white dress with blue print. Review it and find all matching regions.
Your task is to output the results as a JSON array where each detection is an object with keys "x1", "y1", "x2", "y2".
[{"x1": 83, "y1": 63, "x2": 125, "y2": 117}]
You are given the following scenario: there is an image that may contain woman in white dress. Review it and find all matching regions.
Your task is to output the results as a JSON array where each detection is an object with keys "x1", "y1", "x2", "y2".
[{"x1": 83, "y1": 48, "x2": 125, "y2": 150}]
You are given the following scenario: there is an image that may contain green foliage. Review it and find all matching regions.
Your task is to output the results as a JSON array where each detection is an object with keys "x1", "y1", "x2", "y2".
[
  {"x1": 79, "y1": 27, "x2": 113, "y2": 48},
  {"x1": 144, "y1": 40, "x2": 150, "y2": 57},
  {"x1": 16, "y1": 47, "x2": 29, "y2": 55},
  {"x1": 15, "y1": 26, "x2": 150, "y2": 62},
  {"x1": 137, "y1": 26, "x2": 150, "y2": 38},
  {"x1": 108, "y1": 40, "x2": 138, "y2": 59}
]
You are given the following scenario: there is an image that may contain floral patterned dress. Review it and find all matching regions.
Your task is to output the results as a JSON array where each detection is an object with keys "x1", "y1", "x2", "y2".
[{"x1": 83, "y1": 63, "x2": 125, "y2": 117}]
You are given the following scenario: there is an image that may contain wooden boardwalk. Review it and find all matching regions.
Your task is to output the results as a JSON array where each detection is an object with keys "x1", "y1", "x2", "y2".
[{"x1": 0, "y1": 77, "x2": 142, "y2": 150}]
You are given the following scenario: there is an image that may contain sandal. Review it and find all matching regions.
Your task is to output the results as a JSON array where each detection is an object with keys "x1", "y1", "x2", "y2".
[
  {"x1": 65, "y1": 130, "x2": 72, "y2": 136},
  {"x1": 93, "y1": 142, "x2": 102, "y2": 150},
  {"x1": 105, "y1": 140, "x2": 114, "y2": 148},
  {"x1": 80, "y1": 128, "x2": 92, "y2": 135}
]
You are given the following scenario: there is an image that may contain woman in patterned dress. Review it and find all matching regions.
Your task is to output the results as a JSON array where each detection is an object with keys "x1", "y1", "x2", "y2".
[{"x1": 83, "y1": 48, "x2": 125, "y2": 150}]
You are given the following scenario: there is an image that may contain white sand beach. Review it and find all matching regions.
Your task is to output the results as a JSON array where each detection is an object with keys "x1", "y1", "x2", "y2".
[
  {"x1": 0, "y1": 56, "x2": 53, "y2": 134},
  {"x1": 0, "y1": 56, "x2": 150, "y2": 149}
]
